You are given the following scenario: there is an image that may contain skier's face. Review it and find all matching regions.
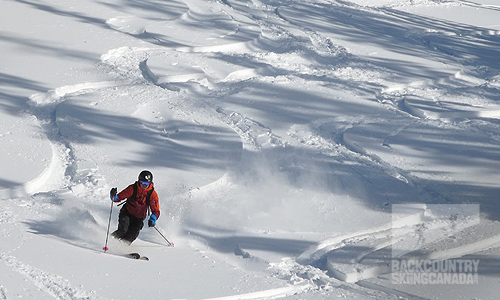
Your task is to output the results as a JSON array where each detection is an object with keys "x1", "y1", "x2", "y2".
[{"x1": 140, "y1": 181, "x2": 150, "y2": 189}]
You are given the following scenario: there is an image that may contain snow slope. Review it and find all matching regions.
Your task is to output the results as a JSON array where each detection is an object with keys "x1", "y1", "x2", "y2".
[{"x1": 1, "y1": 0, "x2": 500, "y2": 299}]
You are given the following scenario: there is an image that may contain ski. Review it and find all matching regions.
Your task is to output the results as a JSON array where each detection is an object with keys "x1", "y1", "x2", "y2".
[
  {"x1": 127, "y1": 253, "x2": 149, "y2": 261},
  {"x1": 101, "y1": 250, "x2": 150, "y2": 261}
]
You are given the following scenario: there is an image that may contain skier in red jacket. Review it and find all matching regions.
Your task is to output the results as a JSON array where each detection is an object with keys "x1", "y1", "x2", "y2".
[{"x1": 110, "y1": 170, "x2": 160, "y2": 244}]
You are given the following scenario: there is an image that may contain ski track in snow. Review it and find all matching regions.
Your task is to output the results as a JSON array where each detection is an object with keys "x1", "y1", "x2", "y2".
[
  {"x1": 0, "y1": 286, "x2": 6, "y2": 300},
  {"x1": 0, "y1": 253, "x2": 100, "y2": 300},
  {"x1": 191, "y1": 282, "x2": 313, "y2": 300}
]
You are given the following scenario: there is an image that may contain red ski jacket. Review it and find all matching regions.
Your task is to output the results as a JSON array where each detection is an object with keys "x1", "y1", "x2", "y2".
[{"x1": 117, "y1": 182, "x2": 160, "y2": 220}]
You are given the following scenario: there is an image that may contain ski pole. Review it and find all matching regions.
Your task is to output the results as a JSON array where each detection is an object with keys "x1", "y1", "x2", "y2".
[
  {"x1": 153, "y1": 226, "x2": 174, "y2": 247},
  {"x1": 103, "y1": 201, "x2": 113, "y2": 252}
]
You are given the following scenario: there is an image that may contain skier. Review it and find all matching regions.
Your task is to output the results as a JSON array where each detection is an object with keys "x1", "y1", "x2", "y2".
[{"x1": 109, "y1": 170, "x2": 160, "y2": 244}]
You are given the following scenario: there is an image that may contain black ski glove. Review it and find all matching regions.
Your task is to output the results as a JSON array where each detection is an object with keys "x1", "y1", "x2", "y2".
[
  {"x1": 110, "y1": 188, "x2": 118, "y2": 201},
  {"x1": 148, "y1": 215, "x2": 157, "y2": 227}
]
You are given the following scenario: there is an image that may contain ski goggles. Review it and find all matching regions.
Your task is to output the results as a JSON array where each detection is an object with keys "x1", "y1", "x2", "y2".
[{"x1": 140, "y1": 181, "x2": 150, "y2": 186}]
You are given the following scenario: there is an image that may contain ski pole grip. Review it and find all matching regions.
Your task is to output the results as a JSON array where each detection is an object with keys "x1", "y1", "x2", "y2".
[{"x1": 109, "y1": 188, "x2": 118, "y2": 198}]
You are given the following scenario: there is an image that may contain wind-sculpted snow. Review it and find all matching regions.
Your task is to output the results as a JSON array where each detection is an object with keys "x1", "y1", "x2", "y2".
[{"x1": 2, "y1": 0, "x2": 500, "y2": 299}]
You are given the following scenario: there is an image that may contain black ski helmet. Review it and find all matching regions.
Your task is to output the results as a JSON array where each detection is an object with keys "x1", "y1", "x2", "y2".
[{"x1": 138, "y1": 170, "x2": 153, "y2": 183}]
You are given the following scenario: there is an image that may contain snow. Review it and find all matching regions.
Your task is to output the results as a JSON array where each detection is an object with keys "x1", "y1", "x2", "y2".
[{"x1": 1, "y1": 0, "x2": 500, "y2": 299}]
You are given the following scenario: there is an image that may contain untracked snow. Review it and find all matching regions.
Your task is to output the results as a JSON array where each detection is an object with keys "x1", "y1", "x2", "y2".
[{"x1": 1, "y1": 0, "x2": 500, "y2": 299}]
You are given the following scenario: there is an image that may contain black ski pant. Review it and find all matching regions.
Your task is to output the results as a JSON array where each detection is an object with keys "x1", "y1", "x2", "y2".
[{"x1": 112, "y1": 209, "x2": 144, "y2": 244}]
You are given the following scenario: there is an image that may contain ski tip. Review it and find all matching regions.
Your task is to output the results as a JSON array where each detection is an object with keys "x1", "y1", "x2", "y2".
[{"x1": 127, "y1": 253, "x2": 149, "y2": 261}]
